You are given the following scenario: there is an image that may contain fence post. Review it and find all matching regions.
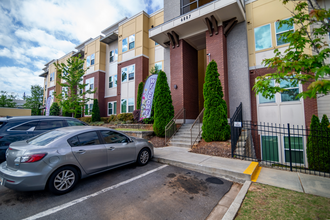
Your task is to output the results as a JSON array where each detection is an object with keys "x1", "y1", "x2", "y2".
[{"x1": 287, "y1": 123, "x2": 293, "y2": 172}]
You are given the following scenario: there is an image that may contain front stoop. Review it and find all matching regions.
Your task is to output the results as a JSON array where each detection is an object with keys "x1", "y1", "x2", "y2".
[{"x1": 167, "y1": 124, "x2": 202, "y2": 148}]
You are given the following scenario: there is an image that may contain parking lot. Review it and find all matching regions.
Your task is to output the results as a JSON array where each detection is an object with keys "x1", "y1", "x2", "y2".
[{"x1": 0, "y1": 162, "x2": 232, "y2": 220}]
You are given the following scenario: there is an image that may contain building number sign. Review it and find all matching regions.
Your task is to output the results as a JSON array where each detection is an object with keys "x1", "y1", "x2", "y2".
[{"x1": 181, "y1": 14, "x2": 191, "y2": 22}]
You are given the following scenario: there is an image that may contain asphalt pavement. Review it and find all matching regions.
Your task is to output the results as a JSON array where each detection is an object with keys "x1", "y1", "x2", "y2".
[{"x1": 0, "y1": 162, "x2": 233, "y2": 220}]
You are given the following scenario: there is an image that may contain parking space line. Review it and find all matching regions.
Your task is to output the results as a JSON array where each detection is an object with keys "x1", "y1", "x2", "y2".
[{"x1": 23, "y1": 165, "x2": 168, "y2": 220}]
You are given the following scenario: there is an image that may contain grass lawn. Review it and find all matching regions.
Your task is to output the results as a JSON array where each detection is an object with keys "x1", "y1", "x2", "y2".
[
  {"x1": 236, "y1": 183, "x2": 330, "y2": 220},
  {"x1": 115, "y1": 128, "x2": 150, "y2": 132}
]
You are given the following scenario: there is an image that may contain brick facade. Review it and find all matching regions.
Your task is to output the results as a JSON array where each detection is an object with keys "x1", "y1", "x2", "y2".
[
  {"x1": 170, "y1": 39, "x2": 199, "y2": 119},
  {"x1": 205, "y1": 25, "x2": 229, "y2": 117}
]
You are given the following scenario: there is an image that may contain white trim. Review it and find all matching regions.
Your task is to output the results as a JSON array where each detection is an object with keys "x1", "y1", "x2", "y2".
[
  {"x1": 149, "y1": 8, "x2": 164, "y2": 17},
  {"x1": 119, "y1": 11, "x2": 149, "y2": 27},
  {"x1": 75, "y1": 38, "x2": 93, "y2": 50},
  {"x1": 57, "y1": 51, "x2": 75, "y2": 61},
  {"x1": 245, "y1": 0, "x2": 257, "y2": 4},
  {"x1": 101, "y1": 17, "x2": 128, "y2": 34},
  {"x1": 117, "y1": 54, "x2": 149, "y2": 64},
  {"x1": 107, "y1": 101, "x2": 117, "y2": 116},
  {"x1": 84, "y1": 36, "x2": 103, "y2": 47},
  {"x1": 84, "y1": 70, "x2": 106, "y2": 77},
  {"x1": 249, "y1": 65, "x2": 266, "y2": 70},
  {"x1": 104, "y1": 95, "x2": 117, "y2": 98}
]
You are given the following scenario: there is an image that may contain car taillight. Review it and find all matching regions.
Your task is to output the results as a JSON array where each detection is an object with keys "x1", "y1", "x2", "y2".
[
  {"x1": 0, "y1": 136, "x2": 3, "y2": 139},
  {"x1": 20, "y1": 153, "x2": 47, "y2": 163}
]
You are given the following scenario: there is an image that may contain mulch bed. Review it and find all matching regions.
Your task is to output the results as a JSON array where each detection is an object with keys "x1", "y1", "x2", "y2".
[
  {"x1": 148, "y1": 136, "x2": 166, "y2": 148},
  {"x1": 190, "y1": 139, "x2": 232, "y2": 158}
]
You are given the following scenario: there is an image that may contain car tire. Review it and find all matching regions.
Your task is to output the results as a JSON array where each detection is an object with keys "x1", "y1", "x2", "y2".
[
  {"x1": 48, "y1": 166, "x2": 79, "y2": 195},
  {"x1": 137, "y1": 148, "x2": 150, "y2": 166}
]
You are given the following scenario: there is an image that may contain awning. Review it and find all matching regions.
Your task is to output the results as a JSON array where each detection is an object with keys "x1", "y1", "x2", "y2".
[{"x1": 101, "y1": 32, "x2": 118, "y2": 44}]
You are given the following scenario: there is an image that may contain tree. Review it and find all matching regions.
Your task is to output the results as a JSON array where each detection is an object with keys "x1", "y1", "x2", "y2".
[
  {"x1": 253, "y1": 1, "x2": 330, "y2": 99},
  {"x1": 0, "y1": 91, "x2": 17, "y2": 107},
  {"x1": 153, "y1": 71, "x2": 174, "y2": 137},
  {"x1": 23, "y1": 85, "x2": 43, "y2": 115},
  {"x1": 136, "y1": 82, "x2": 144, "y2": 110},
  {"x1": 202, "y1": 60, "x2": 230, "y2": 142},
  {"x1": 54, "y1": 55, "x2": 95, "y2": 118},
  {"x1": 50, "y1": 102, "x2": 60, "y2": 116},
  {"x1": 91, "y1": 99, "x2": 100, "y2": 122}
]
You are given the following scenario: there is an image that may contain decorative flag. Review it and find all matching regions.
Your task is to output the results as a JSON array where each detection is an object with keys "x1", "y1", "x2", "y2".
[
  {"x1": 139, "y1": 74, "x2": 158, "y2": 120},
  {"x1": 46, "y1": 97, "x2": 52, "y2": 116}
]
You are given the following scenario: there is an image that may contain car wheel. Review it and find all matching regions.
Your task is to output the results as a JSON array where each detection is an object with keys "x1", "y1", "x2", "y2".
[
  {"x1": 48, "y1": 166, "x2": 79, "y2": 195},
  {"x1": 137, "y1": 148, "x2": 150, "y2": 166}
]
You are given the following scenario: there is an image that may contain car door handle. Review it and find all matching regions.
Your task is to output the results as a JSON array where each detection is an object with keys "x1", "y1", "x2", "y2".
[
  {"x1": 77, "y1": 150, "x2": 86, "y2": 154},
  {"x1": 108, "y1": 147, "x2": 115, "y2": 151}
]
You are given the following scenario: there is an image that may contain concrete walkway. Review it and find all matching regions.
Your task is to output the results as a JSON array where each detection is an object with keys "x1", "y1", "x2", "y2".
[{"x1": 152, "y1": 146, "x2": 330, "y2": 199}]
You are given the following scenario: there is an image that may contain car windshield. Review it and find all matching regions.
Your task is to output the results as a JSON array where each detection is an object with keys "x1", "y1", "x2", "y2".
[{"x1": 28, "y1": 130, "x2": 66, "y2": 146}]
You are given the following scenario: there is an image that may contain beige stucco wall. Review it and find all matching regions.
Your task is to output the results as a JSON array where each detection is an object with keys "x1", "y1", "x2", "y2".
[
  {"x1": 84, "y1": 38, "x2": 106, "y2": 72},
  {"x1": 149, "y1": 11, "x2": 164, "y2": 72},
  {"x1": 0, "y1": 108, "x2": 31, "y2": 117}
]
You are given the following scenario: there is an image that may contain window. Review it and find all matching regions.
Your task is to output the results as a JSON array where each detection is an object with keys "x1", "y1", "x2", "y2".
[
  {"x1": 275, "y1": 18, "x2": 293, "y2": 46},
  {"x1": 122, "y1": 38, "x2": 128, "y2": 53},
  {"x1": 85, "y1": 78, "x2": 94, "y2": 91},
  {"x1": 114, "y1": 49, "x2": 118, "y2": 61},
  {"x1": 100, "y1": 130, "x2": 128, "y2": 144},
  {"x1": 67, "y1": 120, "x2": 85, "y2": 126},
  {"x1": 89, "y1": 104, "x2": 93, "y2": 115},
  {"x1": 284, "y1": 136, "x2": 304, "y2": 164},
  {"x1": 11, "y1": 121, "x2": 39, "y2": 131},
  {"x1": 128, "y1": 65, "x2": 134, "y2": 80},
  {"x1": 122, "y1": 67, "x2": 128, "y2": 82},
  {"x1": 259, "y1": 80, "x2": 275, "y2": 104},
  {"x1": 86, "y1": 54, "x2": 95, "y2": 67},
  {"x1": 68, "y1": 136, "x2": 80, "y2": 147},
  {"x1": 109, "y1": 75, "x2": 117, "y2": 88},
  {"x1": 121, "y1": 99, "x2": 127, "y2": 113},
  {"x1": 62, "y1": 87, "x2": 68, "y2": 97},
  {"x1": 76, "y1": 132, "x2": 100, "y2": 146},
  {"x1": 129, "y1": 34, "x2": 135, "y2": 50},
  {"x1": 261, "y1": 136, "x2": 279, "y2": 162},
  {"x1": 114, "y1": 75, "x2": 117, "y2": 87},
  {"x1": 280, "y1": 79, "x2": 299, "y2": 102},
  {"x1": 109, "y1": 76, "x2": 113, "y2": 88},
  {"x1": 36, "y1": 120, "x2": 66, "y2": 130},
  {"x1": 155, "y1": 62, "x2": 162, "y2": 71},
  {"x1": 50, "y1": 72, "x2": 55, "y2": 82},
  {"x1": 28, "y1": 130, "x2": 66, "y2": 146},
  {"x1": 128, "y1": 98, "x2": 134, "y2": 113},
  {"x1": 155, "y1": 42, "x2": 159, "y2": 46},
  {"x1": 85, "y1": 104, "x2": 88, "y2": 115},
  {"x1": 62, "y1": 66, "x2": 68, "y2": 77},
  {"x1": 254, "y1": 24, "x2": 272, "y2": 51},
  {"x1": 110, "y1": 49, "x2": 118, "y2": 62},
  {"x1": 108, "y1": 102, "x2": 117, "y2": 115}
]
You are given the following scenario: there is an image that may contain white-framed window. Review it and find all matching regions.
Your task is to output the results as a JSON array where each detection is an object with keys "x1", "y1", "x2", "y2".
[
  {"x1": 50, "y1": 72, "x2": 55, "y2": 81},
  {"x1": 129, "y1": 34, "x2": 135, "y2": 50},
  {"x1": 122, "y1": 35, "x2": 135, "y2": 53},
  {"x1": 259, "y1": 80, "x2": 275, "y2": 104},
  {"x1": 86, "y1": 53, "x2": 95, "y2": 67},
  {"x1": 62, "y1": 87, "x2": 68, "y2": 97},
  {"x1": 85, "y1": 78, "x2": 94, "y2": 91},
  {"x1": 89, "y1": 104, "x2": 93, "y2": 115},
  {"x1": 121, "y1": 67, "x2": 128, "y2": 82},
  {"x1": 261, "y1": 136, "x2": 279, "y2": 162},
  {"x1": 254, "y1": 24, "x2": 272, "y2": 51},
  {"x1": 280, "y1": 79, "x2": 299, "y2": 102},
  {"x1": 155, "y1": 62, "x2": 162, "y2": 71},
  {"x1": 275, "y1": 18, "x2": 293, "y2": 46},
  {"x1": 109, "y1": 75, "x2": 117, "y2": 88},
  {"x1": 128, "y1": 65, "x2": 135, "y2": 80},
  {"x1": 128, "y1": 98, "x2": 134, "y2": 113},
  {"x1": 110, "y1": 49, "x2": 118, "y2": 62},
  {"x1": 108, "y1": 102, "x2": 117, "y2": 115},
  {"x1": 284, "y1": 136, "x2": 304, "y2": 164},
  {"x1": 62, "y1": 66, "x2": 68, "y2": 77},
  {"x1": 121, "y1": 99, "x2": 127, "y2": 113}
]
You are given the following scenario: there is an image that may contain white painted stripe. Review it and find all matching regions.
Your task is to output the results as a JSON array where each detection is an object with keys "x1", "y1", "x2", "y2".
[{"x1": 23, "y1": 165, "x2": 168, "y2": 220}]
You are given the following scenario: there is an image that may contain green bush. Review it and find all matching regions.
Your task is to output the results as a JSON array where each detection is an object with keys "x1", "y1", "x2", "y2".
[
  {"x1": 50, "y1": 102, "x2": 60, "y2": 116},
  {"x1": 108, "y1": 115, "x2": 118, "y2": 122},
  {"x1": 100, "y1": 117, "x2": 109, "y2": 123},
  {"x1": 137, "y1": 82, "x2": 144, "y2": 110},
  {"x1": 201, "y1": 60, "x2": 230, "y2": 142},
  {"x1": 307, "y1": 114, "x2": 330, "y2": 172},
  {"x1": 91, "y1": 99, "x2": 100, "y2": 122},
  {"x1": 78, "y1": 117, "x2": 92, "y2": 123},
  {"x1": 117, "y1": 113, "x2": 133, "y2": 122},
  {"x1": 153, "y1": 71, "x2": 174, "y2": 137}
]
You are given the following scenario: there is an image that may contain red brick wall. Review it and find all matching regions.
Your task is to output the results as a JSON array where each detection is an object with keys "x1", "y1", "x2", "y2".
[
  {"x1": 170, "y1": 39, "x2": 199, "y2": 119},
  {"x1": 206, "y1": 25, "x2": 229, "y2": 117},
  {"x1": 117, "y1": 56, "x2": 149, "y2": 114},
  {"x1": 302, "y1": 83, "x2": 318, "y2": 128},
  {"x1": 84, "y1": 71, "x2": 106, "y2": 116}
]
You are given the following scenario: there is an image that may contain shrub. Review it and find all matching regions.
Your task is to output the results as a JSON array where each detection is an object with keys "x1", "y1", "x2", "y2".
[
  {"x1": 153, "y1": 71, "x2": 174, "y2": 137},
  {"x1": 133, "y1": 109, "x2": 140, "y2": 122},
  {"x1": 62, "y1": 109, "x2": 72, "y2": 117},
  {"x1": 50, "y1": 102, "x2": 60, "y2": 116},
  {"x1": 91, "y1": 99, "x2": 100, "y2": 122},
  {"x1": 78, "y1": 117, "x2": 92, "y2": 123},
  {"x1": 137, "y1": 82, "x2": 144, "y2": 110},
  {"x1": 117, "y1": 113, "x2": 134, "y2": 122},
  {"x1": 201, "y1": 60, "x2": 230, "y2": 142},
  {"x1": 108, "y1": 115, "x2": 118, "y2": 122},
  {"x1": 100, "y1": 117, "x2": 109, "y2": 123}
]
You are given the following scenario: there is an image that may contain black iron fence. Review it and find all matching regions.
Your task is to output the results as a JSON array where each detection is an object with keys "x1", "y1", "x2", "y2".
[
  {"x1": 230, "y1": 102, "x2": 242, "y2": 156},
  {"x1": 231, "y1": 121, "x2": 330, "y2": 177}
]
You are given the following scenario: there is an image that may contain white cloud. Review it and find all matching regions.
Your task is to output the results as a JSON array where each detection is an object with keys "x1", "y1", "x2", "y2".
[{"x1": 0, "y1": 47, "x2": 31, "y2": 64}]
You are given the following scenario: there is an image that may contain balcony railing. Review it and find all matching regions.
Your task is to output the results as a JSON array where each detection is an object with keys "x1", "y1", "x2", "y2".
[{"x1": 181, "y1": 0, "x2": 215, "y2": 15}]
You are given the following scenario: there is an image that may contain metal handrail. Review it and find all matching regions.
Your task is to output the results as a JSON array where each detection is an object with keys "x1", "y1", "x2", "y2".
[
  {"x1": 165, "y1": 108, "x2": 186, "y2": 145},
  {"x1": 190, "y1": 108, "x2": 205, "y2": 147}
]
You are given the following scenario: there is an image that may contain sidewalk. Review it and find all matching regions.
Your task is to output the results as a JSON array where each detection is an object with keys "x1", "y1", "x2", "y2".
[{"x1": 152, "y1": 146, "x2": 330, "y2": 199}]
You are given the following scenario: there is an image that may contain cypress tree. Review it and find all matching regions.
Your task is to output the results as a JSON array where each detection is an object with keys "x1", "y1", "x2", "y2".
[
  {"x1": 319, "y1": 114, "x2": 330, "y2": 172},
  {"x1": 91, "y1": 99, "x2": 101, "y2": 122},
  {"x1": 137, "y1": 82, "x2": 144, "y2": 110},
  {"x1": 307, "y1": 115, "x2": 320, "y2": 171},
  {"x1": 202, "y1": 60, "x2": 230, "y2": 142},
  {"x1": 153, "y1": 71, "x2": 174, "y2": 137},
  {"x1": 50, "y1": 102, "x2": 60, "y2": 116}
]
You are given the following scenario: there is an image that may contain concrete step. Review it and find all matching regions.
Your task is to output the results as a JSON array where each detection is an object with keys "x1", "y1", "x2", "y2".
[
  {"x1": 167, "y1": 142, "x2": 192, "y2": 148},
  {"x1": 171, "y1": 136, "x2": 201, "y2": 142},
  {"x1": 176, "y1": 131, "x2": 202, "y2": 136},
  {"x1": 172, "y1": 133, "x2": 200, "y2": 139},
  {"x1": 170, "y1": 138, "x2": 200, "y2": 144}
]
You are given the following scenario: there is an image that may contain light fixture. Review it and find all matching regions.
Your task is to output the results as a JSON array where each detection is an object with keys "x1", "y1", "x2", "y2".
[{"x1": 174, "y1": 85, "x2": 178, "y2": 89}]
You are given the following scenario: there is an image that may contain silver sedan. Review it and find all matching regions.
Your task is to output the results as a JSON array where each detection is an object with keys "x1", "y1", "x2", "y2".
[{"x1": 0, "y1": 126, "x2": 154, "y2": 194}]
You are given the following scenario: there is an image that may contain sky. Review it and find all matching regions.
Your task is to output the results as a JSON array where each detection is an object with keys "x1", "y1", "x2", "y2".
[{"x1": 0, "y1": 0, "x2": 163, "y2": 99}]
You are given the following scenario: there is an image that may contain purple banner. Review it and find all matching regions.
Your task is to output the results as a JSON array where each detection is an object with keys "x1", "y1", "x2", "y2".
[
  {"x1": 140, "y1": 74, "x2": 158, "y2": 120},
  {"x1": 46, "y1": 97, "x2": 52, "y2": 116}
]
